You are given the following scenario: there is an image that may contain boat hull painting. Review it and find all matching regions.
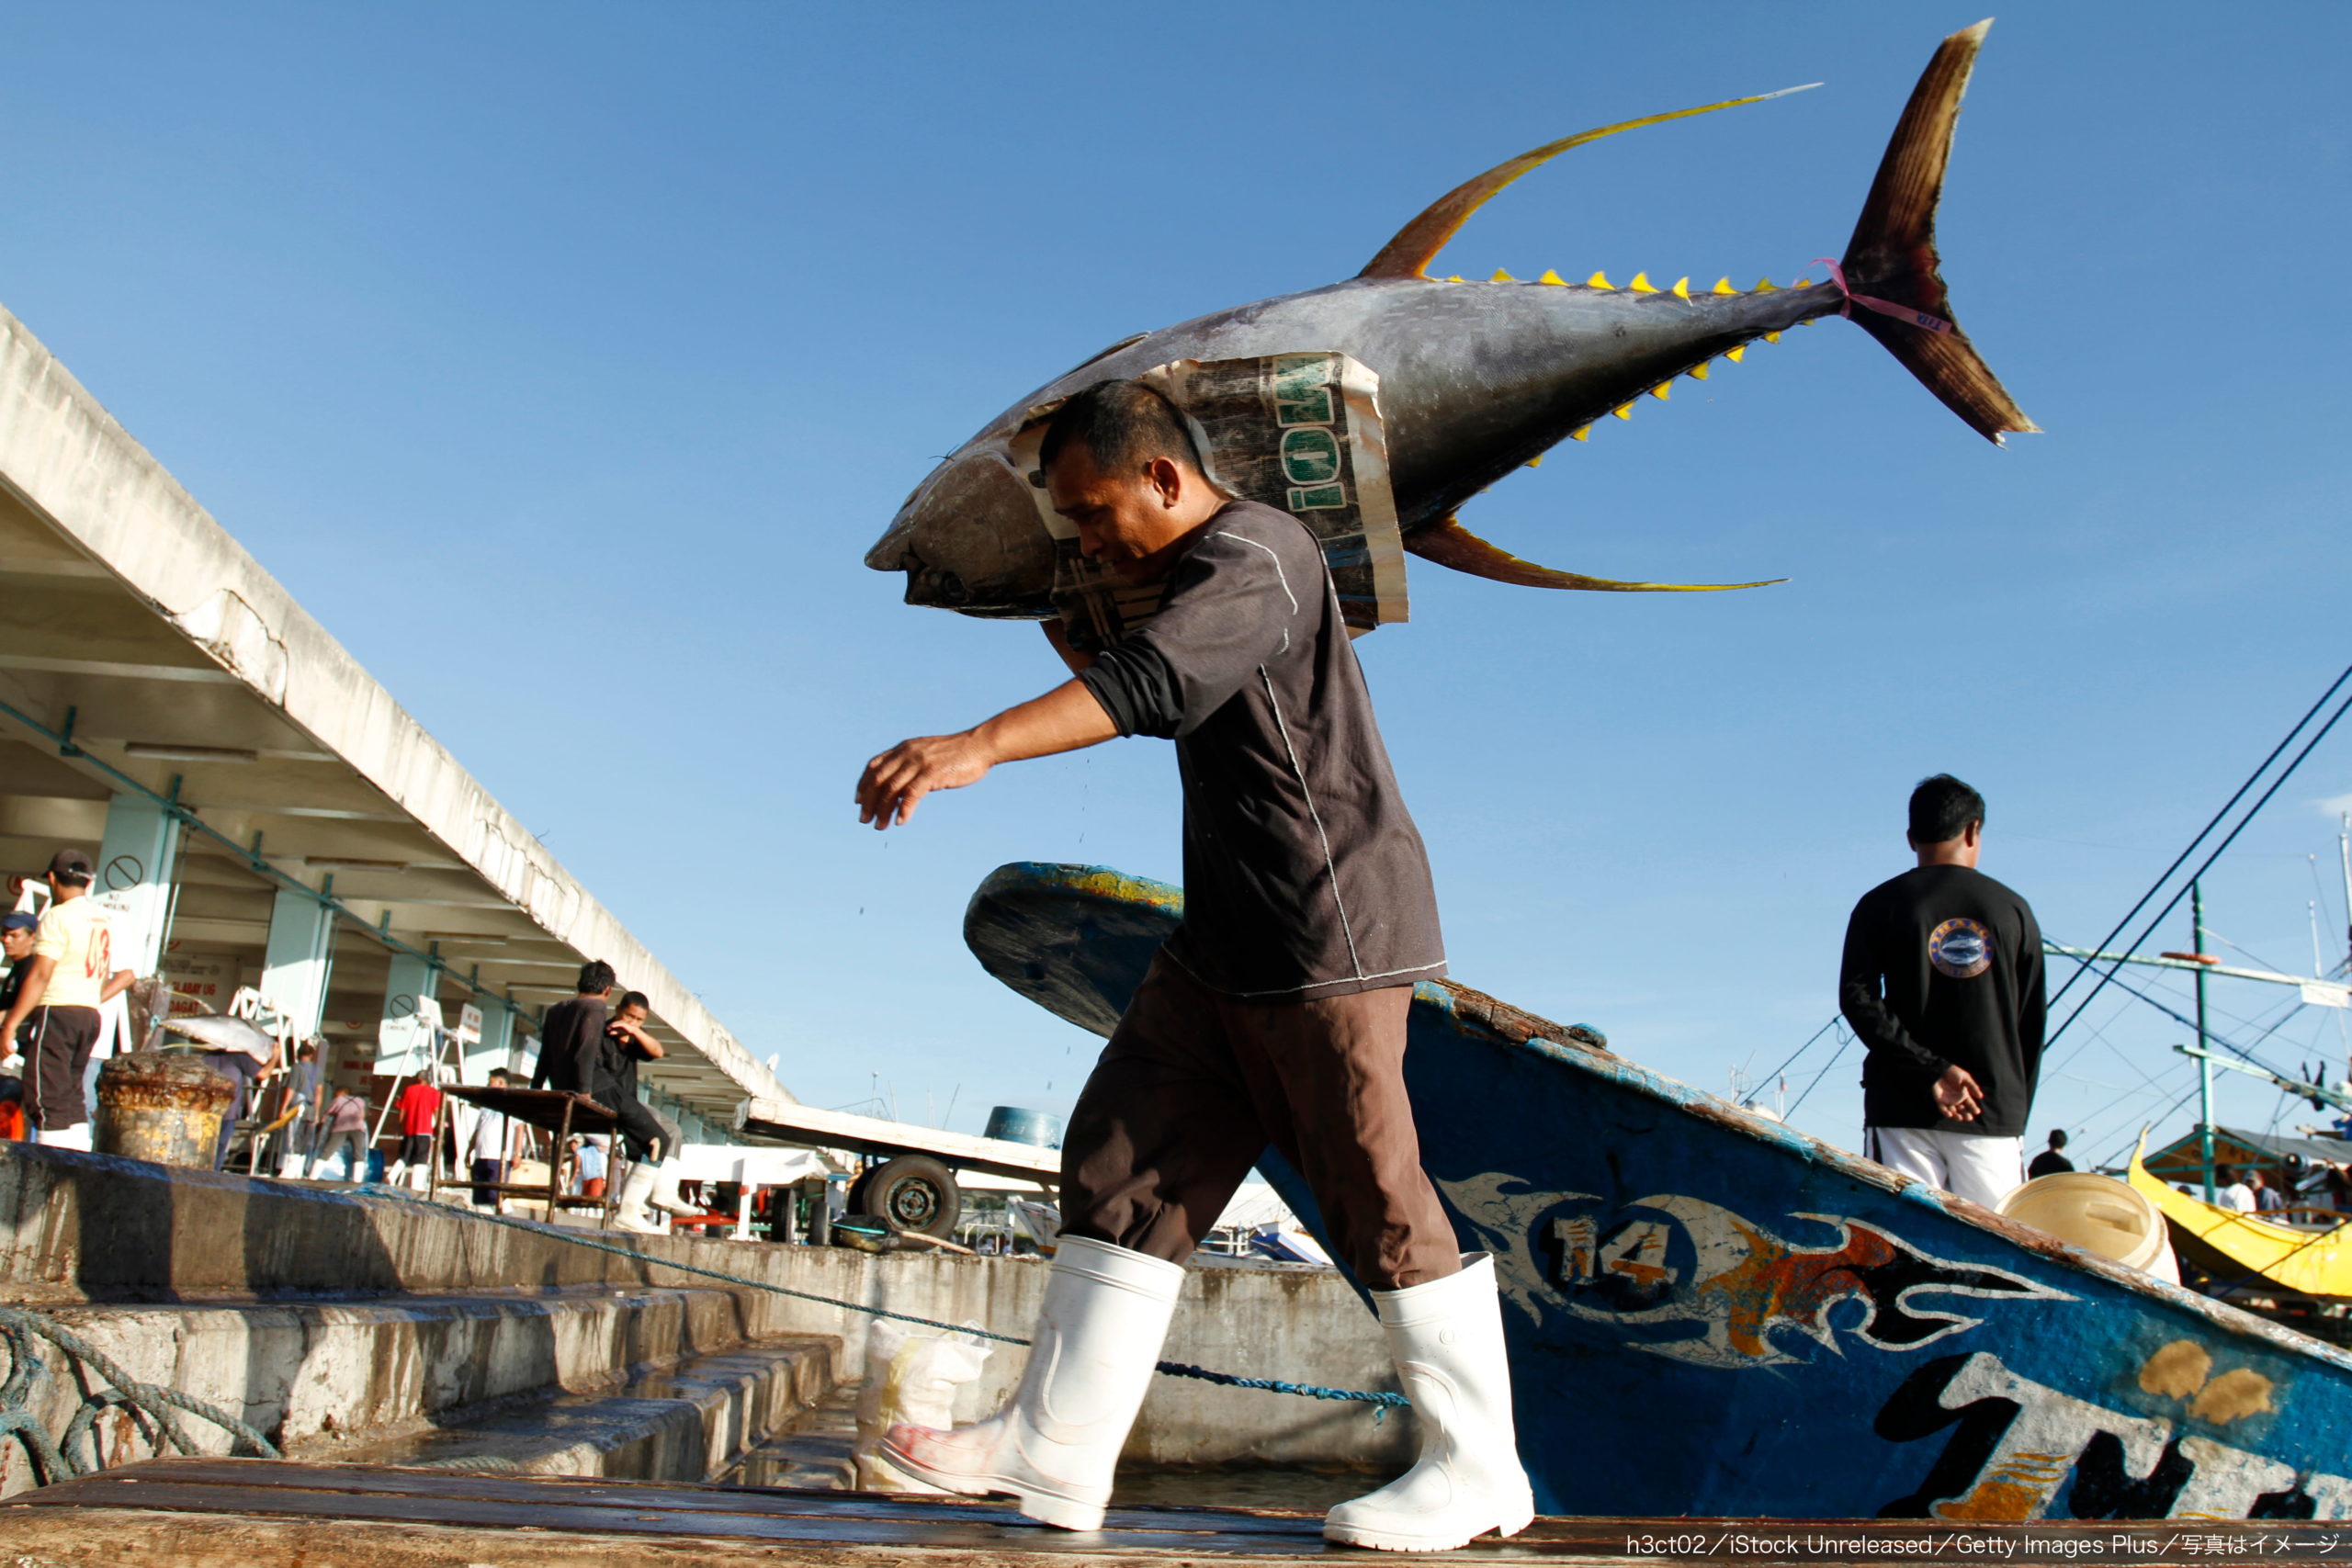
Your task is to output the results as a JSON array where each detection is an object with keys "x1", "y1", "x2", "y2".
[{"x1": 964, "y1": 863, "x2": 2352, "y2": 1521}]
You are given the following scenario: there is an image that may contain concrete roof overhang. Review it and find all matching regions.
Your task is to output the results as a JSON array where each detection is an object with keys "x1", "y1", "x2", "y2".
[{"x1": 0, "y1": 305, "x2": 792, "y2": 1123}]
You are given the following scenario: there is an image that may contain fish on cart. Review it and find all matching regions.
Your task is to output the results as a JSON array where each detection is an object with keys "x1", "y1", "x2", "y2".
[{"x1": 966, "y1": 861, "x2": 2352, "y2": 1523}]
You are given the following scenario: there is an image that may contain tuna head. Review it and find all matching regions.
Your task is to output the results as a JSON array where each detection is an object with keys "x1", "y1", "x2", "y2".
[
  {"x1": 864, "y1": 448, "x2": 1058, "y2": 617},
  {"x1": 866, "y1": 21, "x2": 2034, "y2": 620}
]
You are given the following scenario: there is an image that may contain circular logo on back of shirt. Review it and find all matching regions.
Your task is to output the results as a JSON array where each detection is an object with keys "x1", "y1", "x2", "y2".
[{"x1": 1928, "y1": 917, "x2": 1994, "y2": 979}]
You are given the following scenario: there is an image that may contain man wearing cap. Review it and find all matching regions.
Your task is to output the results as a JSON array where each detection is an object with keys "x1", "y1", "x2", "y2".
[
  {"x1": 0, "y1": 851, "x2": 137, "y2": 1149},
  {"x1": 1, "y1": 910, "x2": 40, "y2": 1136}
]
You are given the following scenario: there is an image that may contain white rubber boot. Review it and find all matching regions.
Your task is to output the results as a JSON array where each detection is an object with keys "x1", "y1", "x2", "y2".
[
  {"x1": 40, "y1": 1123, "x2": 93, "y2": 1151},
  {"x1": 612, "y1": 1162, "x2": 664, "y2": 1235},
  {"x1": 645, "y1": 1159, "x2": 695, "y2": 1215},
  {"x1": 1323, "y1": 1253, "x2": 1534, "y2": 1551},
  {"x1": 881, "y1": 1235, "x2": 1184, "y2": 1530}
]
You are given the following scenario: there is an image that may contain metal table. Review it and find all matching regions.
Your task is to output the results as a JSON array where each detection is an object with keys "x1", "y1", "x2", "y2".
[{"x1": 435, "y1": 1085, "x2": 621, "y2": 1228}]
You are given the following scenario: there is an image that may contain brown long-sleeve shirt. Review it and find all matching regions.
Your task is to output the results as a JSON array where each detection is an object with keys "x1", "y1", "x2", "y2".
[{"x1": 1080, "y1": 500, "x2": 1443, "y2": 1000}]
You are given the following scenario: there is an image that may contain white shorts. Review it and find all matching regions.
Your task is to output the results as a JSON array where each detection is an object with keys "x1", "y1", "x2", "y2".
[{"x1": 1865, "y1": 1125, "x2": 2023, "y2": 1210}]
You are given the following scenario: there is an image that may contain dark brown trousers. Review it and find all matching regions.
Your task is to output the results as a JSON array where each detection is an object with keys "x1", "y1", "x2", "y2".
[
  {"x1": 25, "y1": 1006, "x2": 101, "y2": 1134},
  {"x1": 1059, "y1": 953, "x2": 1459, "y2": 1291}
]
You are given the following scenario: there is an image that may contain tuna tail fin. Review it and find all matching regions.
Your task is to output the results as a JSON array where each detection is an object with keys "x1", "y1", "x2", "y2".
[{"x1": 1839, "y1": 19, "x2": 2039, "y2": 444}]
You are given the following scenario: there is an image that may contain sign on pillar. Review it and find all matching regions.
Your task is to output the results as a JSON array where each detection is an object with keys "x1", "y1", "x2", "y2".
[
  {"x1": 92, "y1": 794, "x2": 182, "y2": 976},
  {"x1": 376, "y1": 953, "x2": 443, "y2": 1078},
  {"x1": 463, "y1": 1004, "x2": 514, "y2": 1087},
  {"x1": 260, "y1": 887, "x2": 337, "y2": 1043}
]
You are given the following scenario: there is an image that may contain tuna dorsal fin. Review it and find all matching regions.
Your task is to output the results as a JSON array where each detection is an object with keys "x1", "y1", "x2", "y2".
[
  {"x1": 1359, "y1": 85, "x2": 1821, "y2": 281},
  {"x1": 1404, "y1": 519, "x2": 1786, "y2": 593}
]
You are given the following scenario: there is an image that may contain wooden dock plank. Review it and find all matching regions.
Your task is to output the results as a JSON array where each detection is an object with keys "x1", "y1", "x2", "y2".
[
  {"x1": 16, "y1": 1461, "x2": 2352, "y2": 1566},
  {"x1": 65, "y1": 1458, "x2": 1326, "y2": 1536}
]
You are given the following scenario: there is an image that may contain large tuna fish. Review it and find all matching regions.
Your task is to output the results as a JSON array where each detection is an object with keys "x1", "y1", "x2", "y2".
[{"x1": 866, "y1": 21, "x2": 2034, "y2": 615}]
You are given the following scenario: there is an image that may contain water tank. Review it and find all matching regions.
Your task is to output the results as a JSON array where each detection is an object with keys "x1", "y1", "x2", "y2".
[{"x1": 984, "y1": 1105, "x2": 1063, "y2": 1149}]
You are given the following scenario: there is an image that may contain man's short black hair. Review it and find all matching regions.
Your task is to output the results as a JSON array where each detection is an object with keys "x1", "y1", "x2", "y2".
[
  {"x1": 296, "y1": 1043, "x2": 318, "y2": 1061},
  {"x1": 2216, "y1": 1163, "x2": 2240, "y2": 1185},
  {"x1": 2047, "y1": 1129, "x2": 2067, "y2": 1149},
  {"x1": 1908, "y1": 773, "x2": 1986, "y2": 844},
  {"x1": 489, "y1": 1067, "x2": 512, "y2": 1084},
  {"x1": 577, "y1": 959, "x2": 617, "y2": 995},
  {"x1": 618, "y1": 990, "x2": 650, "y2": 1015},
  {"x1": 1035, "y1": 378, "x2": 1204, "y2": 481}
]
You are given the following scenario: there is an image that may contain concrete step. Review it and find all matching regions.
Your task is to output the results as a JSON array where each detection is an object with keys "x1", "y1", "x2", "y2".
[
  {"x1": 325, "y1": 1335, "x2": 838, "y2": 1483},
  {"x1": 0, "y1": 1285, "x2": 829, "y2": 1496},
  {"x1": 724, "y1": 1382, "x2": 860, "y2": 1490}
]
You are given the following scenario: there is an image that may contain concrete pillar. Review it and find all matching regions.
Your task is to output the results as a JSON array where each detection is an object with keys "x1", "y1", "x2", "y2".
[
  {"x1": 259, "y1": 888, "x2": 336, "y2": 1042},
  {"x1": 91, "y1": 794, "x2": 182, "y2": 976},
  {"x1": 375, "y1": 953, "x2": 442, "y2": 1079}
]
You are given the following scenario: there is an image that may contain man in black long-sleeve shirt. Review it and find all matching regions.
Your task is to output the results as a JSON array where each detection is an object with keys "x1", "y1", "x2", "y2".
[
  {"x1": 531, "y1": 962, "x2": 686, "y2": 1235},
  {"x1": 531, "y1": 961, "x2": 616, "y2": 1095},
  {"x1": 854, "y1": 380, "x2": 1525, "y2": 1551},
  {"x1": 1839, "y1": 773, "x2": 2046, "y2": 1208}
]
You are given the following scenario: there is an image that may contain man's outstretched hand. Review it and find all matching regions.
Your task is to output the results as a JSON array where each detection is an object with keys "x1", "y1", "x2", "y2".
[
  {"x1": 1933, "y1": 1064, "x2": 1985, "y2": 1122},
  {"x1": 856, "y1": 733, "x2": 994, "y2": 830},
  {"x1": 854, "y1": 679, "x2": 1122, "y2": 831}
]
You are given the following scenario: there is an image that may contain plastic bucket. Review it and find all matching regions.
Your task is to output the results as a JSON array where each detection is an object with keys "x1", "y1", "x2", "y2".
[
  {"x1": 983, "y1": 1105, "x2": 1063, "y2": 1148},
  {"x1": 1999, "y1": 1172, "x2": 2177, "y2": 1280}
]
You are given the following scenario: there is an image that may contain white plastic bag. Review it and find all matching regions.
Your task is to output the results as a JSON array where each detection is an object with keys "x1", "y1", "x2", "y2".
[{"x1": 852, "y1": 1318, "x2": 994, "y2": 1492}]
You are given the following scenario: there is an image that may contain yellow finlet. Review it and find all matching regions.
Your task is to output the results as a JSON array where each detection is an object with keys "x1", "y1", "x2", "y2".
[
  {"x1": 1755, "y1": 277, "x2": 1777, "y2": 292},
  {"x1": 1524, "y1": 454, "x2": 1544, "y2": 468},
  {"x1": 1628, "y1": 272, "x2": 1657, "y2": 293},
  {"x1": 1670, "y1": 276, "x2": 1691, "y2": 299},
  {"x1": 1568, "y1": 425, "x2": 1591, "y2": 440},
  {"x1": 1537, "y1": 268, "x2": 1567, "y2": 286},
  {"x1": 1688, "y1": 363, "x2": 1710, "y2": 380},
  {"x1": 1611, "y1": 404, "x2": 1635, "y2": 420},
  {"x1": 1792, "y1": 277, "x2": 1814, "y2": 288},
  {"x1": 1444, "y1": 275, "x2": 1464, "y2": 283},
  {"x1": 1648, "y1": 383, "x2": 1671, "y2": 400},
  {"x1": 1490, "y1": 268, "x2": 1519, "y2": 283},
  {"x1": 1711, "y1": 277, "x2": 1736, "y2": 295},
  {"x1": 1586, "y1": 270, "x2": 1614, "y2": 289},
  {"x1": 1725, "y1": 345, "x2": 1746, "y2": 363},
  {"x1": 1763, "y1": 331, "x2": 1781, "y2": 343}
]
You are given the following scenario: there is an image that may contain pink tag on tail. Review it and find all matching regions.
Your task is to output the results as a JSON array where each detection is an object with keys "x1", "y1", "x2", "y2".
[{"x1": 1811, "y1": 258, "x2": 1956, "y2": 336}]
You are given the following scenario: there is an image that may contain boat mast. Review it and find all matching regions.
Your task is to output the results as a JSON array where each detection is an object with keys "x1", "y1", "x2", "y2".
[
  {"x1": 2193, "y1": 879, "x2": 2215, "y2": 1202},
  {"x1": 2341, "y1": 814, "x2": 2351, "y2": 977}
]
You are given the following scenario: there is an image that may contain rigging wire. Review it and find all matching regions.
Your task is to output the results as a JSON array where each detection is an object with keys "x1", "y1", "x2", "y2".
[
  {"x1": 2047, "y1": 675, "x2": 2352, "y2": 1049},
  {"x1": 1783, "y1": 1028, "x2": 1855, "y2": 1118},
  {"x1": 2047, "y1": 661, "x2": 2352, "y2": 1015},
  {"x1": 1760, "y1": 1015, "x2": 1842, "y2": 1090}
]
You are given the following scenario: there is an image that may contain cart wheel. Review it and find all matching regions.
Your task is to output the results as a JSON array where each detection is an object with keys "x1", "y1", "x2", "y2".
[{"x1": 864, "y1": 1156, "x2": 961, "y2": 1239}]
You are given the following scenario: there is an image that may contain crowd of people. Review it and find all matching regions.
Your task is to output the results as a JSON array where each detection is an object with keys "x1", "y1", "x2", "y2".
[{"x1": 0, "y1": 848, "x2": 695, "y2": 1232}]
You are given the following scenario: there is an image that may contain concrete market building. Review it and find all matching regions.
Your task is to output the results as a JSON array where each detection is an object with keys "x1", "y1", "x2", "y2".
[{"x1": 0, "y1": 301, "x2": 793, "y2": 1147}]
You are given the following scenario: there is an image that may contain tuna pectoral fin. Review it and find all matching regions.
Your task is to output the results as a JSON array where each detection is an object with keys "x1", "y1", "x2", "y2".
[
  {"x1": 1840, "y1": 20, "x2": 2039, "y2": 445},
  {"x1": 1406, "y1": 520, "x2": 1786, "y2": 593},
  {"x1": 1360, "y1": 85, "x2": 1818, "y2": 281}
]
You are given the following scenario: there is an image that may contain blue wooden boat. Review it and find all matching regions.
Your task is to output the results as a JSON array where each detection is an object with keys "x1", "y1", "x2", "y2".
[{"x1": 965, "y1": 863, "x2": 2352, "y2": 1522}]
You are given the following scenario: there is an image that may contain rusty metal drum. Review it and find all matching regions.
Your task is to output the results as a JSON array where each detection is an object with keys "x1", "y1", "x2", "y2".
[{"x1": 96, "y1": 1052, "x2": 234, "y2": 1168}]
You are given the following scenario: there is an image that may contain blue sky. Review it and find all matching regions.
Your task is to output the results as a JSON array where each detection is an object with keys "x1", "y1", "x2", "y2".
[{"x1": 5, "y1": 4, "x2": 2348, "y2": 1165}]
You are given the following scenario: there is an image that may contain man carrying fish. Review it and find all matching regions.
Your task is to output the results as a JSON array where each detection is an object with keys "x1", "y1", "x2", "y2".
[{"x1": 855, "y1": 379, "x2": 1527, "y2": 1552}]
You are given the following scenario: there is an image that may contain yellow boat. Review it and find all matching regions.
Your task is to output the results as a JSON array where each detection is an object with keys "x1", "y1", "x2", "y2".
[{"x1": 2129, "y1": 1139, "x2": 2352, "y2": 1298}]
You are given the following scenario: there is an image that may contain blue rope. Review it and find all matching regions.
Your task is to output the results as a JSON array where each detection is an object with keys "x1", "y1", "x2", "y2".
[
  {"x1": 375, "y1": 1191, "x2": 1408, "y2": 1414},
  {"x1": 0, "y1": 1303, "x2": 279, "y2": 1486}
]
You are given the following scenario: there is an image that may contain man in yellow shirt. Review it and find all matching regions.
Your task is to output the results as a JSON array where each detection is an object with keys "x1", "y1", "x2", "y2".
[{"x1": 0, "y1": 850, "x2": 136, "y2": 1150}]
